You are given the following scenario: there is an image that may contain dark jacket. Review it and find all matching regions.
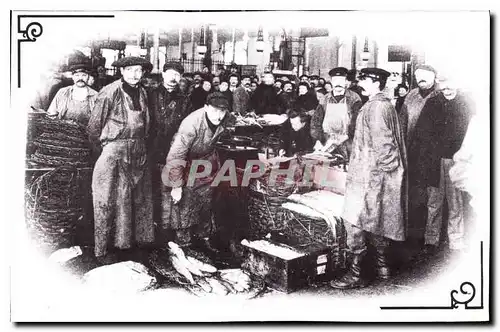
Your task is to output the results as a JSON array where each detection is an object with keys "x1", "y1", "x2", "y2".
[
  {"x1": 395, "y1": 96, "x2": 406, "y2": 114},
  {"x1": 279, "y1": 120, "x2": 314, "y2": 156},
  {"x1": 408, "y1": 91, "x2": 473, "y2": 188},
  {"x1": 232, "y1": 86, "x2": 251, "y2": 115},
  {"x1": 190, "y1": 87, "x2": 210, "y2": 112},
  {"x1": 278, "y1": 91, "x2": 296, "y2": 113},
  {"x1": 148, "y1": 86, "x2": 191, "y2": 164},
  {"x1": 250, "y1": 84, "x2": 286, "y2": 115},
  {"x1": 295, "y1": 93, "x2": 318, "y2": 112},
  {"x1": 221, "y1": 90, "x2": 234, "y2": 112},
  {"x1": 349, "y1": 85, "x2": 368, "y2": 104}
]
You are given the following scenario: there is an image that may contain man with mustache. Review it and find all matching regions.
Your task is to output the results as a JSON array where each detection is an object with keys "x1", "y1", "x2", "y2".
[
  {"x1": 409, "y1": 74, "x2": 474, "y2": 257},
  {"x1": 233, "y1": 75, "x2": 252, "y2": 115},
  {"x1": 347, "y1": 69, "x2": 368, "y2": 105},
  {"x1": 228, "y1": 74, "x2": 239, "y2": 93},
  {"x1": 47, "y1": 58, "x2": 98, "y2": 125},
  {"x1": 189, "y1": 71, "x2": 204, "y2": 95},
  {"x1": 310, "y1": 67, "x2": 362, "y2": 159},
  {"x1": 278, "y1": 81, "x2": 296, "y2": 113},
  {"x1": 148, "y1": 62, "x2": 191, "y2": 164},
  {"x1": 212, "y1": 76, "x2": 221, "y2": 91},
  {"x1": 88, "y1": 56, "x2": 154, "y2": 262},
  {"x1": 331, "y1": 68, "x2": 407, "y2": 289},
  {"x1": 250, "y1": 72, "x2": 286, "y2": 115},
  {"x1": 401, "y1": 65, "x2": 439, "y2": 142},
  {"x1": 400, "y1": 64, "x2": 440, "y2": 247}
]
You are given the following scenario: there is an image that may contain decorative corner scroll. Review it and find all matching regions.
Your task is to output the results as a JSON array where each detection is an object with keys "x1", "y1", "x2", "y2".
[
  {"x1": 450, "y1": 281, "x2": 477, "y2": 309},
  {"x1": 15, "y1": 13, "x2": 115, "y2": 88},
  {"x1": 19, "y1": 21, "x2": 43, "y2": 42},
  {"x1": 380, "y1": 241, "x2": 484, "y2": 310}
]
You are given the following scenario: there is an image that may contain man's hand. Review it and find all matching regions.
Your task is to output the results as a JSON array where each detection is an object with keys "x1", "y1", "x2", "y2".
[
  {"x1": 278, "y1": 149, "x2": 286, "y2": 157},
  {"x1": 171, "y1": 187, "x2": 183, "y2": 204}
]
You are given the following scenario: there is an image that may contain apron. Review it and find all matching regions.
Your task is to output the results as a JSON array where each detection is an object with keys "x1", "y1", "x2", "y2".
[
  {"x1": 92, "y1": 96, "x2": 153, "y2": 257},
  {"x1": 59, "y1": 89, "x2": 95, "y2": 125},
  {"x1": 60, "y1": 96, "x2": 93, "y2": 125},
  {"x1": 322, "y1": 96, "x2": 350, "y2": 156}
]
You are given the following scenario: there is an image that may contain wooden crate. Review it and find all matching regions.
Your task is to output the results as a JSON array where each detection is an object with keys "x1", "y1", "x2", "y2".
[{"x1": 241, "y1": 239, "x2": 341, "y2": 293}]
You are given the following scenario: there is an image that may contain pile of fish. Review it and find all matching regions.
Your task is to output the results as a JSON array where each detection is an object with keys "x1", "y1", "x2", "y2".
[
  {"x1": 29, "y1": 117, "x2": 92, "y2": 168},
  {"x1": 166, "y1": 242, "x2": 258, "y2": 297},
  {"x1": 234, "y1": 113, "x2": 266, "y2": 128}
]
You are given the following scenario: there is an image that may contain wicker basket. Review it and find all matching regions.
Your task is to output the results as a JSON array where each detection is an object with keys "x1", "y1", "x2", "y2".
[
  {"x1": 28, "y1": 118, "x2": 92, "y2": 168},
  {"x1": 25, "y1": 167, "x2": 86, "y2": 252},
  {"x1": 247, "y1": 170, "x2": 298, "y2": 238}
]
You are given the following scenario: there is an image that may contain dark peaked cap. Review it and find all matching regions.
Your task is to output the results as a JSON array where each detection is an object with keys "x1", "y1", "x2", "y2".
[
  {"x1": 359, "y1": 68, "x2": 391, "y2": 81},
  {"x1": 206, "y1": 92, "x2": 230, "y2": 110},
  {"x1": 329, "y1": 67, "x2": 349, "y2": 77},
  {"x1": 163, "y1": 61, "x2": 184, "y2": 74},
  {"x1": 415, "y1": 64, "x2": 437, "y2": 74},
  {"x1": 112, "y1": 57, "x2": 153, "y2": 71}
]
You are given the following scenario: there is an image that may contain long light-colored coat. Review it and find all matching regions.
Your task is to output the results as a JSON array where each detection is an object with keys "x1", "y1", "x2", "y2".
[{"x1": 342, "y1": 93, "x2": 408, "y2": 241}]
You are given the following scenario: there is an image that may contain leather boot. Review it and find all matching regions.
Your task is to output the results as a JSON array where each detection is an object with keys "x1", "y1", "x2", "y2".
[
  {"x1": 330, "y1": 251, "x2": 368, "y2": 289},
  {"x1": 374, "y1": 246, "x2": 392, "y2": 280}
]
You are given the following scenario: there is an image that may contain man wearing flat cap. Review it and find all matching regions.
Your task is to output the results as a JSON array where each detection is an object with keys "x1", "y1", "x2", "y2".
[
  {"x1": 88, "y1": 56, "x2": 154, "y2": 262},
  {"x1": 47, "y1": 57, "x2": 97, "y2": 125},
  {"x1": 147, "y1": 62, "x2": 192, "y2": 236},
  {"x1": 148, "y1": 61, "x2": 191, "y2": 164},
  {"x1": 400, "y1": 64, "x2": 440, "y2": 245},
  {"x1": 331, "y1": 68, "x2": 407, "y2": 289},
  {"x1": 347, "y1": 69, "x2": 368, "y2": 104},
  {"x1": 310, "y1": 67, "x2": 362, "y2": 159},
  {"x1": 162, "y1": 92, "x2": 234, "y2": 246}
]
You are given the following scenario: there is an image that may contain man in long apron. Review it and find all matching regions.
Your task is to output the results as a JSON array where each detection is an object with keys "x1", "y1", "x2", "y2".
[
  {"x1": 331, "y1": 68, "x2": 407, "y2": 289},
  {"x1": 88, "y1": 57, "x2": 154, "y2": 262},
  {"x1": 310, "y1": 67, "x2": 362, "y2": 160}
]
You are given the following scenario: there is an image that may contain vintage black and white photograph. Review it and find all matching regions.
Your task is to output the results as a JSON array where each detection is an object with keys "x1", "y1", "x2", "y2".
[{"x1": 7, "y1": 7, "x2": 491, "y2": 323}]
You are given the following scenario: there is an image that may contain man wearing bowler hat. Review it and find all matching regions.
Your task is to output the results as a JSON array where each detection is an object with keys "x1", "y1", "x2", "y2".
[
  {"x1": 331, "y1": 68, "x2": 407, "y2": 289},
  {"x1": 47, "y1": 57, "x2": 98, "y2": 125},
  {"x1": 310, "y1": 67, "x2": 362, "y2": 159},
  {"x1": 88, "y1": 56, "x2": 154, "y2": 262}
]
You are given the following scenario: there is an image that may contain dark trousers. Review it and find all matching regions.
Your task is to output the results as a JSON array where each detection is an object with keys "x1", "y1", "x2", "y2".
[{"x1": 346, "y1": 223, "x2": 390, "y2": 255}]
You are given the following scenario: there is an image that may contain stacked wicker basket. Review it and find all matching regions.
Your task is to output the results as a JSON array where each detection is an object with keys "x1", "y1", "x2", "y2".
[
  {"x1": 25, "y1": 117, "x2": 92, "y2": 253},
  {"x1": 29, "y1": 117, "x2": 92, "y2": 168},
  {"x1": 247, "y1": 170, "x2": 298, "y2": 238}
]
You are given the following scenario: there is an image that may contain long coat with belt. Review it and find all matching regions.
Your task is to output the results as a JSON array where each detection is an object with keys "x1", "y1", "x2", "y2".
[
  {"x1": 342, "y1": 92, "x2": 408, "y2": 241},
  {"x1": 161, "y1": 108, "x2": 233, "y2": 234},
  {"x1": 87, "y1": 79, "x2": 154, "y2": 257}
]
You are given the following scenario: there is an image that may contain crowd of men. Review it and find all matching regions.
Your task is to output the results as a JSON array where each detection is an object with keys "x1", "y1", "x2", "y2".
[{"x1": 34, "y1": 53, "x2": 476, "y2": 290}]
